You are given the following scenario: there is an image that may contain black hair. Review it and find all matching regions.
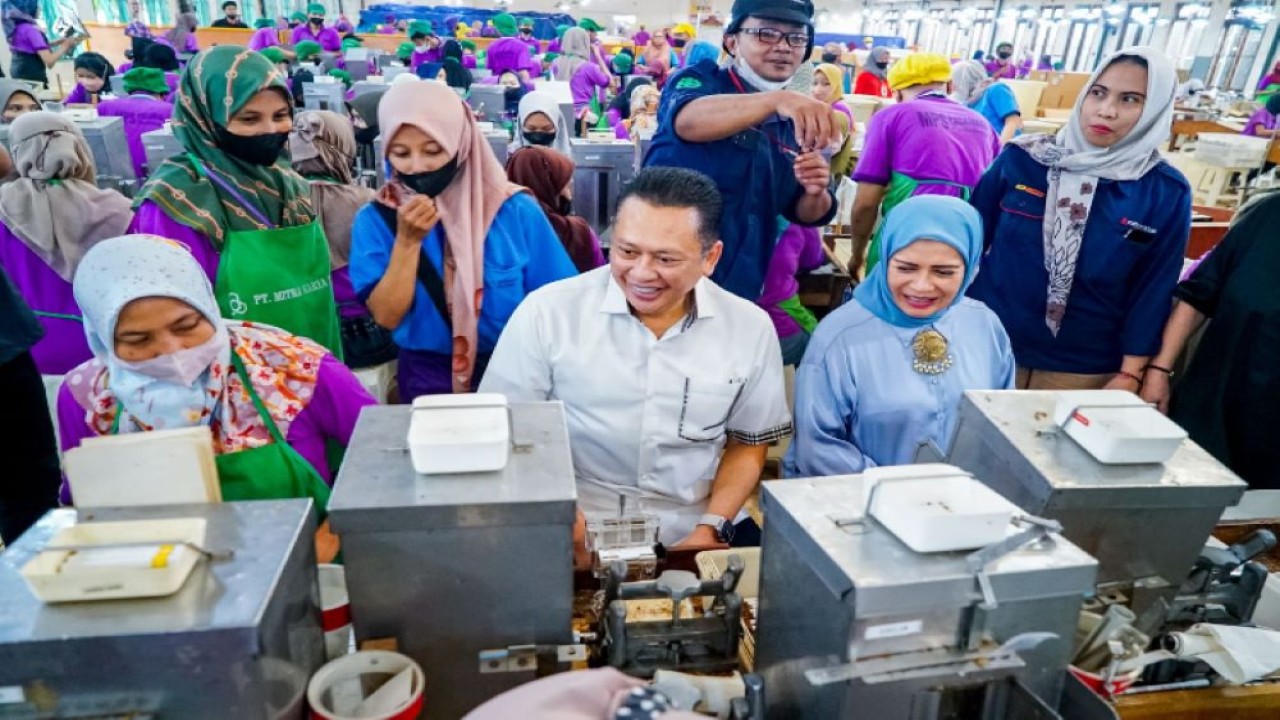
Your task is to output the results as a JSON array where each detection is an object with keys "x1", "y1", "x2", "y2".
[
  {"x1": 609, "y1": 76, "x2": 652, "y2": 119},
  {"x1": 73, "y1": 52, "x2": 115, "y2": 92},
  {"x1": 410, "y1": 31, "x2": 427, "y2": 41},
  {"x1": 144, "y1": 43, "x2": 180, "y2": 72},
  {"x1": 222, "y1": 1, "x2": 237, "y2": 9},
  {"x1": 1108, "y1": 54, "x2": 1149, "y2": 71},
  {"x1": 619, "y1": 168, "x2": 723, "y2": 250},
  {"x1": 442, "y1": 58, "x2": 472, "y2": 91},
  {"x1": 442, "y1": 38, "x2": 463, "y2": 63},
  {"x1": 127, "y1": 36, "x2": 154, "y2": 62}
]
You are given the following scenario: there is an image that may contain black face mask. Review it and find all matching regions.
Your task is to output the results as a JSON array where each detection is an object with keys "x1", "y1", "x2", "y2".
[
  {"x1": 398, "y1": 156, "x2": 459, "y2": 198},
  {"x1": 309, "y1": 17, "x2": 323, "y2": 27},
  {"x1": 997, "y1": 50, "x2": 1012, "y2": 60},
  {"x1": 217, "y1": 127, "x2": 288, "y2": 166},
  {"x1": 354, "y1": 126, "x2": 379, "y2": 146},
  {"x1": 875, "y1": 61, "x2": 889, "y2": 70},
  {"x1": 556, "y1": 196, "x2": 572, "y2": 215},
  {"x1": 520, "y1": 28, "x2": 532, "y2": 35},
  {"x1": 672, "y1": 38, "x2": 687, "y2": 49},
  {"x1": 821, "y1": 52, "x2": 838, "y2": 63},
  {"x1": 523, "y1": 130, "x2": 556, "y2": 146}
]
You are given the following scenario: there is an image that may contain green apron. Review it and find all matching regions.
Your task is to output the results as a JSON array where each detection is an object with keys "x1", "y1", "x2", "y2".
[
  {"x1": 192, "y1": 156, "x2": 343, "y2": 358},
  {"x1": 864, "y1": 171, "x2": 973, "y2": 275},
  {"x1": 110, "y1": 352, "x2": 332, "y2": 512}
]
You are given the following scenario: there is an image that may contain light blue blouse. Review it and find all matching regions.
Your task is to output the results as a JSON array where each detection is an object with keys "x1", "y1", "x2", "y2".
[{"x1": 783, "y1": 297, "x2": 1015, "y2": 478}]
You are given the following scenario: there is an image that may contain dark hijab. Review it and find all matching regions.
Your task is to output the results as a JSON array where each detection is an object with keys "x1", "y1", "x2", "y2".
[
  {"x1": 505, "y1": 146, "x2": 598, "y2": 272},
  {"x1": 442, "y1": 58, "x2": 472, "y2": 90},
  {"x1": 73, "y1": 52, "x2": 115, "y2": 95},
  {"x1": 144, "y1": 43, "x2": 180, "y2": 72},
  {"x1": 609, "y1": 76, "x2": 652, "y2": 120}
]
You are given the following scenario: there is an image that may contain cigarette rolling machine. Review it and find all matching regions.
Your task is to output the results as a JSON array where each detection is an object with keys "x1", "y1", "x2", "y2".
[
  {"x1": 944, "y1": 390, "x2": 1248, "y2": 615},
  {"x1": 328, "y1": 403, "x2": 578, "y2": 719},
  {"x1": 570, "y1": 138, "x2": 638, "y2": 234},
  {"x1": 755, "y1": 475, "x2": 1104, "y2": 719},
  {"x1": 0, "y1": 500, "x2": 323, "y2": 719}
]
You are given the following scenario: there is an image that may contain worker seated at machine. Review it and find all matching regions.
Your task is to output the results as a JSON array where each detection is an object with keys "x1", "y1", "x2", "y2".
[{"x1": 480, "y1": 167, "x2": 791, "y2": 549}]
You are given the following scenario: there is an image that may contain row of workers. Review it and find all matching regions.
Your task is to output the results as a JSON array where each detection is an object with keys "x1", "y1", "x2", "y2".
[{"x1": 0, "y1": 2, "x2": 1273, "y2": 549}]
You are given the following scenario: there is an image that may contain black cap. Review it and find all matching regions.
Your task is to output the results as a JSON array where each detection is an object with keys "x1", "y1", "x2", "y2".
[{"x1": 730, "y1": 0, "x2": 815, "y2": 28}]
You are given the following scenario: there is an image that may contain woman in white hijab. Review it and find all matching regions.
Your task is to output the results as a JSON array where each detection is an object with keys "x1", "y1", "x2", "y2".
[
  {"x1": 508, "y1": 90, "x2": 573, "y2": 156},
  {"x1": 967, "y1": 46, "x2": 1192, "y2": 392}
]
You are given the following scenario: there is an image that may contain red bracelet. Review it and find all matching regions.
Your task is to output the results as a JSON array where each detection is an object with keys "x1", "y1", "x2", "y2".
[{"x1": 1116, "y1": 370, "x2": 1143, "y2": 387}]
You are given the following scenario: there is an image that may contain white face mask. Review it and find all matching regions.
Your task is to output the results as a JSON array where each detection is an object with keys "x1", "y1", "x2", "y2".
[
  {"x1": 117, "y1": 330, "x2": 224, "y2": 387},
  {"x1": 734, "y1": 54, "x2": 792, "y2": 92}
]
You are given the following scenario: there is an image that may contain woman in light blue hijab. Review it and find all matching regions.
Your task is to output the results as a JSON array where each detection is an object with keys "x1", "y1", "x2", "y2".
[{"x1": 784, "y1": 195, "x2": 1014, "y2": 478}]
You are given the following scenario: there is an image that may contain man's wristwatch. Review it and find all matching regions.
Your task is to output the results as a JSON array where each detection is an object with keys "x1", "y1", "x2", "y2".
[{"x1": 698, "y1": 513, "x2": 735, "y2": 544}]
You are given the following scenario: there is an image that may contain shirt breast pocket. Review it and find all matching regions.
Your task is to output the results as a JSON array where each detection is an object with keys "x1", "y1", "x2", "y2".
[
  {"x1": 998, "y1": 190, "x2": 1046, "y2": 221},
  {"x1": 678, "y1": 377, "x2": 745, "y2": 443}
]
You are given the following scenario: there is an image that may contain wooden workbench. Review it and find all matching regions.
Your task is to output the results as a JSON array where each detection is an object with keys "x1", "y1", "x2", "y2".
[{"x1": 1115, "y1": 683, "x2": 1280, "y2": 719}]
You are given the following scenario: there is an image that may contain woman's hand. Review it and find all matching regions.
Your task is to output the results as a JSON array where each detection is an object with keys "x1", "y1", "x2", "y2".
[
  {"x1": 1140, "y1": 369, "x2": 1172, "y2": 414},
  {"x1": 395, "y1": 194, "x2": 439, "y2": 245}
]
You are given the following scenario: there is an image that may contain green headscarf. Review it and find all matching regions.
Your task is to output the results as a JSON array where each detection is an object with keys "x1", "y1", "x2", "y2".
[
  {"x1": 461, "y1": 40, "x2": 476, "y2": 52},
  {"x1": 397, "y1": 42, "x2": 413, "y2": 62},
  {"x1": 341, "y1": 35, "x2": 363, "y2": 51},
  {"x1": 258, "y1": 47, "x2": 286, "y2": 65},
  {"x1": 612, "y1": 53, "x2": 632, "y2": 73},
  {"x1": 253, "y1": 18, "x2": 274, "y2": 29},
  {"x1": 327, "y1": 69, "x2": 351, "y2": 88},
  {"x1": 578, "y1": 18, "x2": 605, "y2": 32},
  {"x1": 408, "y1": 20, "x2": 432, "y2": 38},
  {"x1": 122, "y1": 67, "x2": 170, "y2": 96},
  {"x1": 306, "y1": 3, "x2": 326, "y2": 17},
  {"x1": 295, "y1": 40, "x2": 322, "y2": 62},
  {"x1": 493, "y1": 13, "x2": 517, "y2": 37},
  {"x1": 134, "y1": 46, "x2": 315, "y2": 247}
]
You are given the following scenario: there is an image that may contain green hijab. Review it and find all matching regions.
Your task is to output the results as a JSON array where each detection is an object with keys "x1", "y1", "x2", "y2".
[{"x1": 134, "y1": 45, "x2": 315, "y2": 247}]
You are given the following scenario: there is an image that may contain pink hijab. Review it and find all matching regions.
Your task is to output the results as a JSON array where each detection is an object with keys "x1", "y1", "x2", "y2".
[
  {"x1": 377, "y1": 81, "x2": 520, "y2": 392},
  {"x1": 462, "y1": 668, "x2": 705, "y2": 719}
]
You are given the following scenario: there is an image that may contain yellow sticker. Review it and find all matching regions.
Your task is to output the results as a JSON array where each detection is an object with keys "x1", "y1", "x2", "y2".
[{"x1": 151, "y1": 544, "x2": 175, "y2": 569}]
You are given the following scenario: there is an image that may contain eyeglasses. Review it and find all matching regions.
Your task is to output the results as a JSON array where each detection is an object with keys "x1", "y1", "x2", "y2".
[{"x1": 740, "y1": 27, "x2": 810, "y2": 49}]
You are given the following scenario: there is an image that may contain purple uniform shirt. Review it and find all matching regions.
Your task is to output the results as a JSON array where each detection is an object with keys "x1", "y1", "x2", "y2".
[
  {"x1": 248, "y1": 27, "x2": 280, "y2": 50},
  {"x1": 65, "y1": 84, "x2": 97, "y2": 104},
  {"x1": 410, "y1": 46, "x2": 442, "y2": 70},
  {"x1": 1243, "y1": 107, "x2": 1277, "y2": 137},
  {"x1": 985, "y1": 59, "x2": 1018, "y2": 80},
  {"x1": 570, "y1": 63, "x2": 610, "y2": 110},
  {"x1": 758, "y1": 223, "x2": 827, "y2": 339},
  {"x1": 633, "y1": 31, "x2": 651, "y2": 46},
  {"x1": 57, "y1": 352, "x2": 376, "y2": 500},
  {"x1": 853, "y1": 94, "x2": 1000, "y2": 193},
  {"x1": 0, "y1": 224, "x2": 93, "y2": 374},
  {"x1": 95, "y1": 96, "x2": 175, "y2": 178},
  {"x1": 290, "y1": 23, "x2": 342, "y2": 52},
  {"x1": 130, "y1": 200, "x2": 364, "y2": 322},
  {"x1": 9, "y1": 23, "x2": 48, "y2": 53}
]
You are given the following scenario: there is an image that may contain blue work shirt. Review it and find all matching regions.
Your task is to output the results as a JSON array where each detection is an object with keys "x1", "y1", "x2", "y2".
[
  {"x1": 970, "y1": 82, "x2": 1021, "y2": 136},
  {"x1": 349, "y1": 193, "x2": 577, "y2": 354},
  {"x1": 967, "y1": 144, "x2": 1192, "y2": 374},
  {"x1": 644, "y1": 60, "x2": 837, "y2": 300}
]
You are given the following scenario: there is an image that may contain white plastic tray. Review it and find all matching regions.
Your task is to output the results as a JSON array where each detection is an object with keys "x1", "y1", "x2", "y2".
[
  {"x1": 20, "y1": 517, "x2": 207, "y2": 603},
  {"x1": 408, "y1": 393, "x2": 510, "y2": 474},
  {"x1": 864, "y1": 465, "x2": 1018, "y2": 553},
  {"x1": 1052, "y1": 390, "x2": 1187, "y2": 465}
]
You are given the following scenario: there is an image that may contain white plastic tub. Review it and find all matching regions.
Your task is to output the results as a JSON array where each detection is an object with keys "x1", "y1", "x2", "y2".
[
  {"x1": 1053, "y1": 390, "x2": 1187, "y2": 465},
  {"x1": 308, "y1": 651, "x2": 425, "y2": 720},
  {"x1": 864, "y1": 465, "x2": 1018, "y2": 553},
  {"x1": 20, "y1": 517, "x2": 207, "y2": 603},
  {"x1": 407, "y1": 393, "x2": 510, "y2": 474}
]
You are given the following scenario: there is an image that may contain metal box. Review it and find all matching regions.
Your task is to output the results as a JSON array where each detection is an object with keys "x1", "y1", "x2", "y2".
[
  {"x1": 467, "y1": 85, "x2": 508, "y2": 123},
  {"x1": 756, "y1": 475, "x2": 1097, "y2": 720},
  {"x1": 350, "y1": 80, "x2": 387, "y2": 98},
  {"x1": 328, "y1": 403, "x2": 577, "y2": 720},
  {"x1": 302, "y1": 81, "x2": 347, "y2": 112},
  {"x1": 76, "y1": 116, "x2": 137, "y2": 184},
  {"x1": 141, "y1": 127, "x2": 184, "y2": 177},
  {"x1": 570, "y1": 139, "x2": 637, "y2": 234},
  {"x1": 946, "y1": 390, "x2": 1248, "y2": 611},
  {"x1": 0, "y1": 500, "x2": 323, "y2": 719}
]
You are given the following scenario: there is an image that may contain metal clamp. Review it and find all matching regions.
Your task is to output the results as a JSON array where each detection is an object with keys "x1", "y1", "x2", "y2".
[
  {"x1": 478, "y1": 644, "x2": 587, "y2": 674},
  {"x1": 966, "y1": 514, "x2": 1062, "y2": 610}
]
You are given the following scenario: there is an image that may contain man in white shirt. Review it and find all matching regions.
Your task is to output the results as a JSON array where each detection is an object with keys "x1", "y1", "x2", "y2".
[{"x1": 480, "y1": 168, "x2": 791, "y2": 547}]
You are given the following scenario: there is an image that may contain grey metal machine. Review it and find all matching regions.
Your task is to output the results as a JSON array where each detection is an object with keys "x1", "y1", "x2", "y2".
[
  {"x1": 755, "y1": 475, "x2": 1103, "y2": 720},
  {"x1": 570, "y1": 139, "x2": 638, "y2": 235},
  {"x1": 76, "y1": 116, "x2": 137, "y2": 192},
  {"x1": 467, "y1": 84, "x2": 508, "y2": 122},
  {"x1": 141, "y1": 126, "x2": 185, "y2": 177},
  {"x1": 0, "y1": 500, "x2": 324, "y2": 719},
  {"x1": 350, "y1": 80, "x2": 388, "y2": 98},
  {"x1": 302, "y1": 81, "x2": 347, "y2": 112},
  {"x1": 945, "y1": 391, "x2": 1248, "y2": 616},
  {"x1": 328, "y1": 403, "x2": 578, "y2": 720}
]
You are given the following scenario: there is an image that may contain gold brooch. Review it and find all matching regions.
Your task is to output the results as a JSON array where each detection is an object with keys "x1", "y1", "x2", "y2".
[{"x1": 912, "y1": 328, "x2": 954, "y2": 375}]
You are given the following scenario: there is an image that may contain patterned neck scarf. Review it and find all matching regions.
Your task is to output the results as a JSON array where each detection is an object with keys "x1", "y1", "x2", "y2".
[
  {"x1": 133, "y1": 45, "x2": 316, "y2": 248},
  {"x1": 1009, "y1": 46, "x2": 1176, "y2": 336}
]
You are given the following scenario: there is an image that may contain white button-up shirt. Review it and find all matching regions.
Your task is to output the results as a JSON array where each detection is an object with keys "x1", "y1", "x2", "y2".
[{"x1": 480, "y1": 267, "x2": 791, "y2": 544}]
